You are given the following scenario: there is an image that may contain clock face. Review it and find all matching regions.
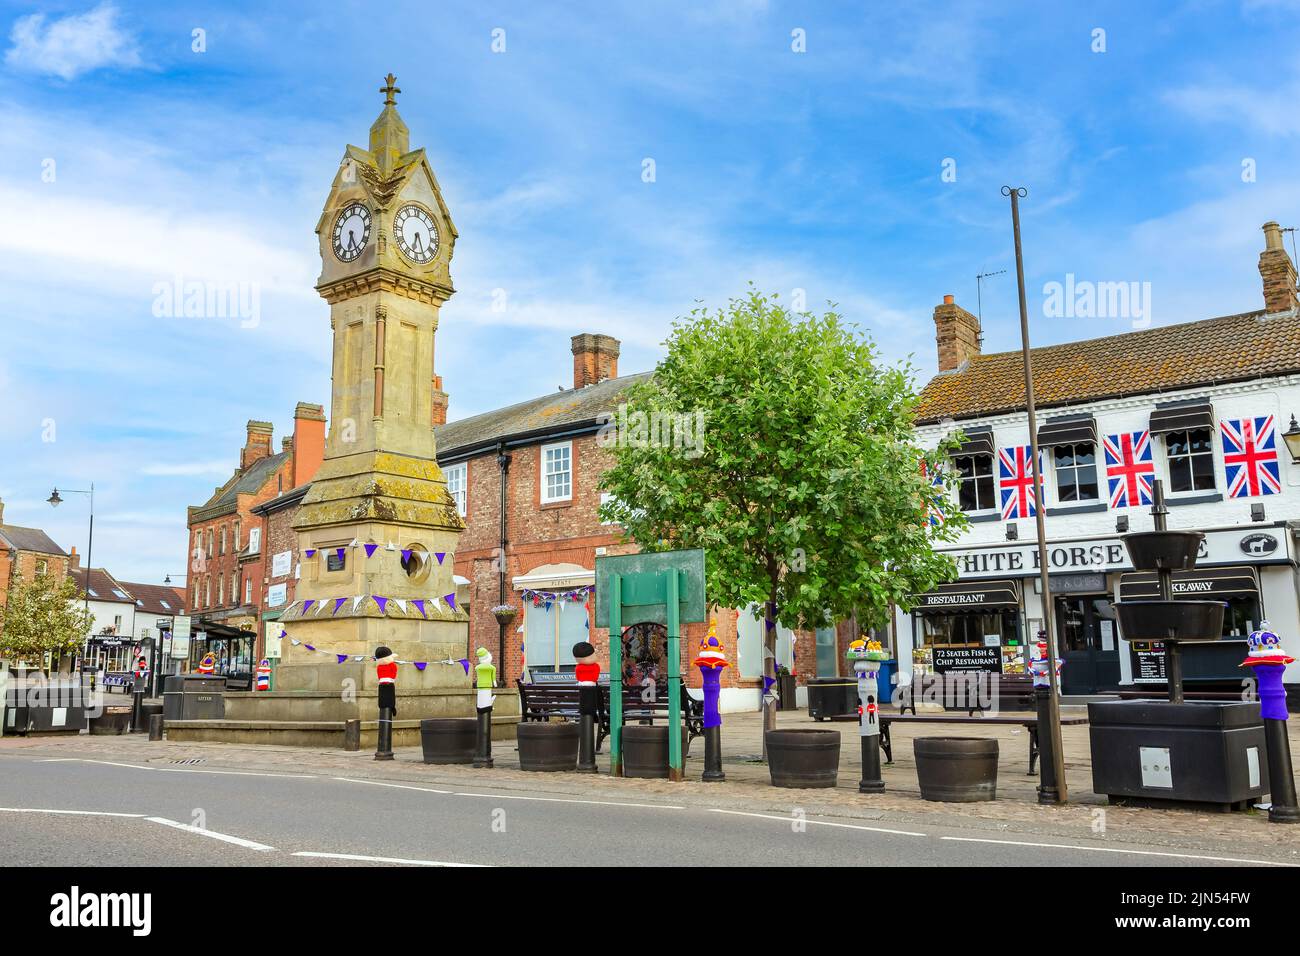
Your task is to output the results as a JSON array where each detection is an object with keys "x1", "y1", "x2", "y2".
[
  {"x1": 331, "y1": 203, "x2": 371, "y2": 262},
  {"x1": 394, "y1": 204, "x2": 439, "y2": 264}
]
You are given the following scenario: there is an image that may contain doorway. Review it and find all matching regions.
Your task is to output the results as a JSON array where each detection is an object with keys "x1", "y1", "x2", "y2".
[{"x1": 1055, "y1": 595, "x2": 1120, "y2": 694}]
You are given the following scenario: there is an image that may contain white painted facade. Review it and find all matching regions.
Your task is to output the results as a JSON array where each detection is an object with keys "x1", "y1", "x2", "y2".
[{"x1": 896, "y1": 373, "x2": 1300, "y2": 687}]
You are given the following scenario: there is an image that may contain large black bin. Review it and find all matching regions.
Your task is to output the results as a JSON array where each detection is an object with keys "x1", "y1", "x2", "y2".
[
  {"x1": 1088, "y1": 699, "x2": 1267, "y2": 810},
  {"x1": 807, "y1": 678, "x2": 858, "y2": 720},
  {"x1": 163, "y1": 674, "x2": 226, "y2": 720}
]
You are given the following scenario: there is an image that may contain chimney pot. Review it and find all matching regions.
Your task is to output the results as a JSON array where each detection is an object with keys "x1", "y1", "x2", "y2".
[
  {"x1": 932, "y1": 296, "x2": 982, "y2": 372},
  {"x1": 571, "y1": 333, "x2": 620, "y2": 388},
  {"x1": 1259, "y1": 220, "x2": 1298, "y2": 314},
  {"x1": 943, "y1": 294, "x2": 954, "y2": 305}
]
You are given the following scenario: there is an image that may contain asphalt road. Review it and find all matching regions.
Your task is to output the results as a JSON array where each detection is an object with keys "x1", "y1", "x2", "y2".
[{"x1": 0, "y1": 754, "x2": 1289, "y2": 867}]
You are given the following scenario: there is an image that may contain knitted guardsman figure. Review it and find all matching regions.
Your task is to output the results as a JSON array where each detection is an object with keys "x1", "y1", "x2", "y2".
[
  {"x1": 196, "y1": 652, "x2": 216, "y2": 676},
  {"x1": 1029, "y1": 635, "x2": 1064, "y2": 802},
  {"x1": 573, "y1": 640, "x2": 600, "y2": 772},
  {"x1": 846, "y1": 638, "x2": 888, "y2": 793},
  {"x1": 255, "y1": 659, "x2": 272, "y2": 692},
  {"x1": 130, "y1": 654, "x2": 149, "y2": 734},
  {"x1": 1242, "y1": 623, "x2": 1299, "y2": 823},
  {"x1": 374, "y1": 645, "x2": 396, "y2": 761},
  {"x1": 473, "y1": 647, "x2": 496, "y2": 768},
  {"x1": 693, "y1": 621, "x2": 728, "y2": 782}
]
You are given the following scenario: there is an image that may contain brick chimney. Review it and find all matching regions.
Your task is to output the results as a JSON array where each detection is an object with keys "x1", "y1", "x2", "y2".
[
  {"x1": 571, "y1": 333, "x2": 620, "y2": 388},
  {"x1": 933, "y1": 294, "x2": 982, "y2": 372},
  {"x1": 431, "y1": 373, "x2": 449, "y2": 427},
  {"x1": 291, "y1": 402, "x2": 326, "y2": 488},
  {"x1": 1259, "y1": 221, "x2": 1298, "y2": 315},
  {"x1": 240, "y1": 420, "x2": 273, "y2": 470}
]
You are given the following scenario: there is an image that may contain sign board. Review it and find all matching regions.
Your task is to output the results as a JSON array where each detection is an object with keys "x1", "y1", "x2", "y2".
[
  {"x1": 266, "y1": 583, "x2": 288, "y2": 608},
  {"x1": 941, "y1": 527, "x2": 1294, "y2": 581},
  {"x1": 271, "y1": 550, "x2": 293, "y2": 578},
  {"x1": 264, "y1": 622, "x2": 282, "y2": 660},
  {"x1": 932, "y1": 646, "x2": 1003, "y2": 673},
  {"x1": 1132, "y1": 641, "x2": 1167, "y2": 683},
  {"x1": 594, "y1": 549, "x2": 707, "y2": 627}
]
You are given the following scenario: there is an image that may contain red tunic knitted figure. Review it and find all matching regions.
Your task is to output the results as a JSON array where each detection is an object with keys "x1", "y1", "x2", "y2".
[
  {"x1": 572, "y1": 641, "x2": 600, "y2": 716},
  {"x1": 375, "y1": 646, "x2": 398, "y2": 716}
]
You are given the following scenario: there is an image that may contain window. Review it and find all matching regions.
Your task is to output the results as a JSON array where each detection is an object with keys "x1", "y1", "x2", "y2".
[
  {"x1": 219, "y1": 526, "x2": 226, "y2": 556},
  {"x1": 35, "y1": 559, "x2": 47, "y2": 576},
  {"x1": 522, "y1": 599, "x2": 586, "y2": 672},
  {"x1": 1054, "y1": 442, "x2": 1099, "y2": 502},
  {"x1": 953, "y1": 454, "x2": 996, "y2": 512},
  {"x1": 218, "y1": 575, "x2": 224, "y2": 606},
  {"x1": 204, "y1": 577, "x2": 211, "y2": 608},
  {"x1": 206, "y1": 529, "x2": 213, "y2": 557},
  {"x1": 445, "y1": 462, "x2": 467, "y2": 517},
  {"x1": 233, "y1": 572, "x2": 240, "y2": 606},
  {"x1": 244, "y1": 578, "x2": 253, "y2": 604},
  {"x1": 248, "y1": 527, "x2": 261, "y2": 553},
  {"x1": 541, "y1": 441, "x2": 573, "y2": 503},
  {"x1": 234, "y1": 519, "x2": 241, "y2": 550},
  {"x1": 1166, "y1": 428, "x2": 1216, "y2": 493}
]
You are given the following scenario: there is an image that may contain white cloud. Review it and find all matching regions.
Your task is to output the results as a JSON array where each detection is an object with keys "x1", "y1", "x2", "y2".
[
  {"x1": 5, "y1": 3, "x2": 143, "y2": 81},
  {"x1": 139, "y1": 461, "x2": 235, "y2": 478}
]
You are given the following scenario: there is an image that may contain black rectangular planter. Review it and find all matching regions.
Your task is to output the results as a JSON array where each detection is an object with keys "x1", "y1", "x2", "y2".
[{"x1": 1088, "y1": 699, "x2": 1267, "y2": 810}]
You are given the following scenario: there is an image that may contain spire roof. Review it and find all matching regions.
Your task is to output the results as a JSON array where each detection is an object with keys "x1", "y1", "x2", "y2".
[{"x1": 368, "y1": 72, "x2": 409, "y2": 174}]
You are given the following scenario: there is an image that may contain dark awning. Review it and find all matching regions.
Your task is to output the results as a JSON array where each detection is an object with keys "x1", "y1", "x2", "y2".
[
  {"x1": 1149, "y1": 399, "x2": 1214, "y2": 434},
  {"x1": 1038, "y1": 413, "x2": 1097, "y2": 448},
  {"x1": 1119, "y1": 566, "x2": 1259, "y2": 601},
  {"x1": 914, "y1": 579, "x2": 1020, "y2": 613},
  {"x1": 951, "y1": 425, "x2": 994, "y2": 458}
]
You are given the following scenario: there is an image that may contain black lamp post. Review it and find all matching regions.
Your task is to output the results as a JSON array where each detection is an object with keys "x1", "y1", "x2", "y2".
[{"x1": 49, "y1": 484, "x2": 94, "y2": 668}]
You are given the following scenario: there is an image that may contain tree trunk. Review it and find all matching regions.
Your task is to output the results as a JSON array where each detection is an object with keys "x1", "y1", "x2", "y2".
[{"x1": 760, "y1": 594, "x2": 778, "y2": 759}]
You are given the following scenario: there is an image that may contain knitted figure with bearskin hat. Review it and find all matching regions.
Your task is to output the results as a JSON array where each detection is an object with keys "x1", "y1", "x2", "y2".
[
  {"x1": 572, "y1": 640, "x2": 600, "y2": 716},
  {"x1": 375, "y1": 645, "x2": 397, "y2": 716}
]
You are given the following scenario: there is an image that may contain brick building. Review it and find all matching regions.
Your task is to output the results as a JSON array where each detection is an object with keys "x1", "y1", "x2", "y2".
[
  {"x1": 0, "y1": 498, "x2": 72, "y2": 613},
  {"x1": 184, "y1": 403, "x2": 325, "y2": 678},
  {"x1": 249, "y1": 482, "x2": 311, "y2": 661}
]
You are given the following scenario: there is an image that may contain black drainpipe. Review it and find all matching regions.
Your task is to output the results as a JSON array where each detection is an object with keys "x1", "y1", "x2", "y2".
[{"x1": 496, "y1": 442, "x2": 511, "y2": 687}]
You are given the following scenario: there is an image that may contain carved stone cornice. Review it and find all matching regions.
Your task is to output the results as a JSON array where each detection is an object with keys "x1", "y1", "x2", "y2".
[{"x1": 316, "y1": 268, "x2": 452, "y2": 306}]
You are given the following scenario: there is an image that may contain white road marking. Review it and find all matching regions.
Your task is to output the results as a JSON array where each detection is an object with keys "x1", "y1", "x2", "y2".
[
  {"x1": 0, "y1": 807, "x2": 145, "y2": 818},
  {"x1": 451, "y1": 791, "x2": 685, "y2": 810},
  {"x1": 37, "y1": 758, "x2": 313, "y2": 779},
  {"x1": 145, "y1": 816, "x2": 276, "y2": 851},
  {"x1": 940, "y1": 836, "x2": 1296, "y2": 867},
  {"x1": 707, "y1": 808, "x2": 927, "y2": 837},
  {"x1": 293, "y1": 851, "x2": 483, "y2": 867},
  {"x1": 331, "y1": 777, "x2": 454, "y2": 795}
]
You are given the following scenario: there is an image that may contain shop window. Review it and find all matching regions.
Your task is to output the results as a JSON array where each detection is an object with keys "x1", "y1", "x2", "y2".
[
  {"x1": 445, "y1": 462, "x2": 467, "y2": 517},
  {"x1": 814, "y1": 626, "x2": 839, "y2": 677},
  {"x1": 953, "y1": 454, "x2": 996, "y2": 512},
  {"x1": 735, "y1": 605, "x2": 794, "y2": 679},
  {"x1": 1054, "y1": 442, "x2": 1099, "y2": 502},
  {"x1": 523, "y1": 600, "x2": 584, "y2": 672},
  {"x1": 1166, "y1": 428, "x2": 1216, "y2": 493},
  {"x1": 541, "y1": 441, "x2": 573, "y2": 503}
]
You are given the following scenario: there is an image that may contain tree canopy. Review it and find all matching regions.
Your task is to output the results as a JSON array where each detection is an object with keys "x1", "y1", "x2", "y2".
[{"x1": 0, "y1": 572, "x2": 92, "y2": 667}]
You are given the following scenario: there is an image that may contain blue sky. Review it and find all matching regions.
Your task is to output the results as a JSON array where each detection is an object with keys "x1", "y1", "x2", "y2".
[{"x1": 1, "y1": 0, "x2": 1298, "y2": 583}]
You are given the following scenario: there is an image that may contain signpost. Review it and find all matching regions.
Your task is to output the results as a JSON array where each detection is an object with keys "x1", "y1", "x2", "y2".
[{"x1": 595, "y1": 549, "x2": 706, "y2": 780}]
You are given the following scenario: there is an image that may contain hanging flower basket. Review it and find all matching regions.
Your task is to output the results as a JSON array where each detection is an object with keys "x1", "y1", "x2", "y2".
[{"x1": 491, "y1": 604, "x2": 518, "y2": 626}]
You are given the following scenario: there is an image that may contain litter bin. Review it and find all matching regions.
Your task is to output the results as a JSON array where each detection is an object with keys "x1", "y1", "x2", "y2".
[
  {"x1": 876, "y1": 660, "x2": 897, "y2": 708},
  {"x1": 163, "y1": 674, "x2": 226, "y2": 720},
  {"x1": 807, "y1": 677, "x2": 858, "y2": 720},
  {"x1": 777, "y1": 669, "x2": 798, "y2": 711}
]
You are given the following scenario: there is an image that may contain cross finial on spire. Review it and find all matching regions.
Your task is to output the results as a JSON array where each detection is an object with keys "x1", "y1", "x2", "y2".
[{"x1": 380, "y1": 72, "x2": 401, "y2": 106}]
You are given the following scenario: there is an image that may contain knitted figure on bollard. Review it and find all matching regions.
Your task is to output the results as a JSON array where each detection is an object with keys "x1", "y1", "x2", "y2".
[
  {"x1": 255, "y1": 659, "x2": 271, "y2": 692},
  {"x1": 573, "y1": 641, "x2": 600, "y2": 773},
  {"x1": 1242, "y1": 623, "x2": 1299, "y2": 823},
  {"x1": 847, "y1": 638, "x2": 888, "y2": 793},
  {"x1": 196, "y1": 652, "x2": 216, "y2": 676},
  {"x1": 693, "y1": 621, "x2": 728, "y2": 782},
  {"x1": 374, "y1": 646, "x2": 396, "y2": 761},
  {"x1": 473, "y1": 647, "x2": 496, "y2": 769},
  {"x1": 130, "y1": 654, "x2": 149, "y2": 733},
  {"x1": 1029, "y1": 638, "x2": 1065, "y2": 802}
]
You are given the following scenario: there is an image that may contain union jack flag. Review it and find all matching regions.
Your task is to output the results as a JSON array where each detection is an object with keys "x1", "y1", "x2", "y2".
[
  {"x1": 919, "y1": 459, "x2": 946, "y2": 526},
  {"x1": 1103, "y1": 431, "x2": 1155, "y2": 509},
  {"x1": 1221, "y1": 416, "x2": 1282, "y2": 498},
  {"x1": 998, "y1": 445, "x2": 1040, "y2": 519}
]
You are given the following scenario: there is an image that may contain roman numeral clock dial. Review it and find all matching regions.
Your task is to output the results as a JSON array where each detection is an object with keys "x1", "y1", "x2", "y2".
[
  {"x1": 394, "y1": 204, "x2": 438, "y2": 264},
  {"x1": 331, "y1": 202, "x2": 371, "y2": 262}
]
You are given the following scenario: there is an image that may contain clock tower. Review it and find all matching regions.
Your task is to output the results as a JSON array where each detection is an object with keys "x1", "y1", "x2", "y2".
[{"x1": 283, "y1": 75, "x2": 467, "y2": 666}]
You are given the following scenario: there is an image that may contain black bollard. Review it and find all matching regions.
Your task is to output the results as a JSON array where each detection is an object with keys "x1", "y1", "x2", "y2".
[
  {"x1": 702, "y1": 725, "x2": 725, "y2": 782},
  {"x1": 577, "y1": 711, "x2": 597, "y2": 773},
  {"x1": 148, "y1": 713, "x2": 164, "y2": 741},
  {"x1": 1035, "y1": 684, "x2": 1061, "y2": 804},
  {"x1": 473, "y1": 707, "x2": 494, "y2": 769},
  {"x1": 374, "y1": 706, "x2": 394, "y2": 761},
  {"x1": 130, "y1": 686, "x2": 145, "y2": 734},
  {"x1": 343, "y1": 718, "x2": 361, "y2": 752},
  {"x1": 860, "y1": 733, "x2": 885, "y2": 793},
  {"x1": 1263, "y1": 718, "x2": 1300, "y2": 823}
]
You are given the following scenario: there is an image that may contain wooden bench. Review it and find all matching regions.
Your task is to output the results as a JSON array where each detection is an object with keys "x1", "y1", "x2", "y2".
[
  {"x1": 878, "y1": 713, "x2": 1089, "y2": 775},
  {"x1": 516, "y1": 680, "x2": 705, "y2": 752},
  {"x1": 898, "y1": 672, "x2": 1036, "y2": 715}
]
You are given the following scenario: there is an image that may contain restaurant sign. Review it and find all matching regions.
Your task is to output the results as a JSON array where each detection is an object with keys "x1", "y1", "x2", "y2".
[{"x1": 932, "y1": 647, "x2": 1003, "y2": 673}]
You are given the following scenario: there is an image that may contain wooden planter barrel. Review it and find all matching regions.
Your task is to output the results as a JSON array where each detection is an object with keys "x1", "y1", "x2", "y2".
[
  {"x1": 517, "y1": 721, "x2": 580, "y2": 772},
  {"x1": 765, "y1": 729, "x2": 841, "y2": 788},
  {"x1": 914, "y1": 737, "x2": 999, "y2": 802},
  {"x1": 89, "y1": 706, "x2": 132, "y2": 736},
  {"x1": 621, "y1": 725, "x2": 689, "y2": 778},
  {"x1": 420, "y1": 718, "x2": 477, "y2": 764}
]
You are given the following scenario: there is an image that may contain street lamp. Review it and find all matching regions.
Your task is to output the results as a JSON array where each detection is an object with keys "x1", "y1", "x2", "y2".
[
  {"x1": 48, "y1": 484, "x2": 94, "y2": 630},
  {"x1": 1282, "y1": 415, "x2": 1300, "y2": 463},
  {"x1": 163, "y1": 572, "x2": 188, "y2": 585}
]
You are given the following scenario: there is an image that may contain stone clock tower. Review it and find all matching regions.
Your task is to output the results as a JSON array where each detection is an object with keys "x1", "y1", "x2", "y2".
[{"x1": 282, "y1": 74, "x2": 467, "y2": 667}]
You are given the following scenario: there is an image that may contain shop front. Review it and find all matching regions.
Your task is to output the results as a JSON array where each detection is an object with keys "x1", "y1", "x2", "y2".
[
  {"x1": 911, "y1": 580, "x2": 1024, "y2": 677},
  {"x1": 189, "y1": 621, "x2": 256, "y2": 688}
]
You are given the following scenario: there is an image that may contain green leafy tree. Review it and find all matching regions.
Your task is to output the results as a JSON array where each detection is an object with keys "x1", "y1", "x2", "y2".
[
  {"x1": 599, "y1": 289, "x2": 969, "y2": 739},
  {"x1": 0, "y1": 572, "x2": 92, "y2": 670}
]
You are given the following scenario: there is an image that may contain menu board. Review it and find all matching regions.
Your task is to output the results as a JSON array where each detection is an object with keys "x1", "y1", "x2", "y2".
[{"x1": 1132, "y1": 642, "x2": 1167, "y2": 683}]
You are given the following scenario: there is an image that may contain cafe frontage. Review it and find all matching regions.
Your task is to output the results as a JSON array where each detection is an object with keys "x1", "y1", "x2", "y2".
[{"x1": 899, "y1": 523, "x2": 1299, "y2": 696}]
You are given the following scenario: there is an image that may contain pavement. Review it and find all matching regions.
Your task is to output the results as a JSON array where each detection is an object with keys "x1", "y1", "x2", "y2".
[{"x1": 3, "y1": 708, "x2": 1299, "y2": 866}]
